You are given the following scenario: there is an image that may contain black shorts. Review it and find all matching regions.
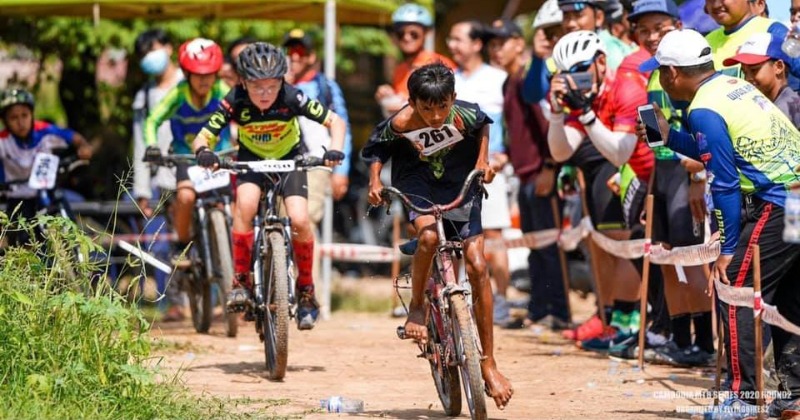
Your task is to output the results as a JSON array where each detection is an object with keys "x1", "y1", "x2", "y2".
[
  {"x1": 652, "y1": 159, "x2": 704, "y2": 247},
  {"x1": 582, "y1": 161, "x2": 626, "y2": 231},
  {"x1": 236, "y1": 146, "x2": 308, "y2": 199}
]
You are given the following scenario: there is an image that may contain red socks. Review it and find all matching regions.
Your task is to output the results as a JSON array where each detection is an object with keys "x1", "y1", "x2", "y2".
[
  {"x1": 293, "y1": 240, "x2": 314, "y2": 289},
  {"x1": 232, "y1": 230, "x2": 254, "y2": 278}
]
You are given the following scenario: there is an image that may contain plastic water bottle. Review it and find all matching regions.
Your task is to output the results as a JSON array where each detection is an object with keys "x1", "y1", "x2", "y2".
[
  {"x1": 784, "y1": 189, "x2": 800, "y2": 243},
  {"x1": 783, "y1": 24, "x2": 800, "y2": 58},
  {"x1": 320, "y1": 396, "x2": 364, "y2": 413}
]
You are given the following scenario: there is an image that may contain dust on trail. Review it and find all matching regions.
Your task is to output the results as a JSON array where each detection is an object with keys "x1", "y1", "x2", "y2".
[{"x1": 152, "y1": 297, "x2": 715, "y2": 419}]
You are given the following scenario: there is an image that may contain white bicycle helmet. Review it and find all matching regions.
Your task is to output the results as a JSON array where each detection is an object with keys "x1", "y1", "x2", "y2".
[
  {"x1": 552, "y1": 30, "x2": 606, "y2": 72},
  {"x1": 392, "y1": 3, "x2": 433, "y2": 27},
  {"x1": 533, "y1": 0, "x2": 563, "y2": 30}
]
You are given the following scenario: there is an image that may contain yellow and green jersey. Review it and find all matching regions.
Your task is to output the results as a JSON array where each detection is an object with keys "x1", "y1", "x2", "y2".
[
  {"x1": 667, "y1": 74, "x2": 800, "y2": 254},
  {"x1": 144, "y1": 79, "x2": 230, "y2": 153}
]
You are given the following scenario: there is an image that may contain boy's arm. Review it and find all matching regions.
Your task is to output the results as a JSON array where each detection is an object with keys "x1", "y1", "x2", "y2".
[
  {"x1": 329, "y1": 80, "x2": 353, "y2": 177},
  {"x1": 367, "y1": 160, "x2": 384, "y2": 206},
  {"x1": 475, "y1": 124, "x2": 494, "y2": 183},
  {"x1": 193, "y1": 97, "x2": 233, "y2": 154},
  {"x1": 144, "y1": 86, "x2": 181, "y2": 147}
]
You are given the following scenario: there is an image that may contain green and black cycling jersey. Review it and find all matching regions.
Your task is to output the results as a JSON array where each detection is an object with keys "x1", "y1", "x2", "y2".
[{"x1": 199, "y1": 83, "x2": 332, "y2": 159}]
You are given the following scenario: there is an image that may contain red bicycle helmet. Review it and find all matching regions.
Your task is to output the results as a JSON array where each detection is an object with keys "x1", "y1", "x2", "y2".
[{"x1": 178, "y1": 38, "x2": 223, "y2": 75}]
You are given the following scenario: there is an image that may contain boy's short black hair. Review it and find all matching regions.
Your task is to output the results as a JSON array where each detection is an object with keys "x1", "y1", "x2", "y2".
[
  {"x1": 134, "y1": 29, "x2": 171, "y2": 57},
  {"x1": 407, "y1": 62, "x2": 455, "y2": 104}
]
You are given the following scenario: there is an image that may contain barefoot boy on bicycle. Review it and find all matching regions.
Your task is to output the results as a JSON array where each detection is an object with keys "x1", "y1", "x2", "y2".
[
  {"x1": 362, "y1": 62, "x2": 513, "y2": 410},
  {"x1": 192, "y1": 42, "x2": 346, "y2": 330}
]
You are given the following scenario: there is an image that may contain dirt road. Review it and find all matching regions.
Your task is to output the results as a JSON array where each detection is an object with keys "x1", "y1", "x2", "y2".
[{"x1": 152, "y1": 290, "x2": 716, "y2": 419}]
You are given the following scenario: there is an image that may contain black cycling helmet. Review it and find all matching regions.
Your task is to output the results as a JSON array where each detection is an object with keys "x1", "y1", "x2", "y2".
[
  {"x1": 0, "y1": 88, "x2": 35, "y2": 117},
  {"x1": 235, "y1": 42, "x2": 288, "y2": 81}
]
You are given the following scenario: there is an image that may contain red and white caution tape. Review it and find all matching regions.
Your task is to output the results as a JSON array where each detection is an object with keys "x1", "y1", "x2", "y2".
[
  {"x1": 649, "y1": 241, "x2": 721, "y2": 266},
  {"x1": 590, "y1": 230, "x2": 646, "y2": 259},
  {"x1": 714, "y1": 278, "x2": 800, "y2": 335},
  {"x1": 319, "y1": 243, "x2": 398, "y2": 263}
]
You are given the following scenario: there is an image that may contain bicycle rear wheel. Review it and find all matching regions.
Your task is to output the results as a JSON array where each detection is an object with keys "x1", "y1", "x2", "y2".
[
  {"x1": 451, "y1": 293, "x2": 487, "y2": 420},
  {"x1": 262, "y1": 230, "x2": 289, "y2": 380},
  {"x1": 427, "y1": 304, "x2": 462, "y2": 416},
  {"x1": 208, "y1": 209, "x2": 237, "y2": 338}
]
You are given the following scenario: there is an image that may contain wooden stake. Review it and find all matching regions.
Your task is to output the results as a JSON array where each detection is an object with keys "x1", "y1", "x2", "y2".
[
  {"x1": 577, "y1": 170, "x2": 608, "y2": 327},
  {"x1": 637, "y1": 194, "x2": 655, "y2": 370},
  {"x1": 753, "y1": 245, "x2": 765, "y2": 420},
  {"x1": 706, "y1": 264, "x2": 725, "y2": 407},
  {"x1": 551, "y1": 196, "x2": 573, "y2": 323}
]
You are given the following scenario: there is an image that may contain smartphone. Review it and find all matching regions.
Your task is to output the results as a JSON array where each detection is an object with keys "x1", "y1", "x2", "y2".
[
  {"x1": 560, "y1": 71, "x2": 593, "y2": 91},
  {"x1": 637, "y1": 104, "x2": 664, "y2": 147}
]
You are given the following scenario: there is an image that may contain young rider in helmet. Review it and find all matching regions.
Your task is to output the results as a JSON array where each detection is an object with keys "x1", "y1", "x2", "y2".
[
  {"x1": 143, "y1": 38, "x2": 231, "y2": 264},
  {"x1": 374, "y1": 3, "x2": 456, "y2": 116},
  {"x1": 0, "y1": 88, "x2": 93, "y2": 246},
  {"x1": 192, "y1": 42, "x2": 346, "y2": 330}
]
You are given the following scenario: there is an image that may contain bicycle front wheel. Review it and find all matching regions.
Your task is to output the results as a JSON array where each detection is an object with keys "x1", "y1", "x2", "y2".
[
  {"x1": 209, "y1": 209, "x2": 237, "y2": 338},
  {"x1": 451, "y1": 293, "x2": 487, "y2": 420},
  {"x1": 262, "y1": 230, "x2": 289, "y2": 380},
  {"x1": 186, "y1": 255, "x2": 212, "y2": 333},
  {"x1": 427, "y1": 305, "x2": 462, "y2": 416}
]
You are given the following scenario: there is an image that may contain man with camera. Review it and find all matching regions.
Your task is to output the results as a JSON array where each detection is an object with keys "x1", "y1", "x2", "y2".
[
  {"x1": 639, "y1": 29, "x2": 800, "y2": 419},
  {"x1": 546, "y1": 30, "x2": 647, "y2": 352}
]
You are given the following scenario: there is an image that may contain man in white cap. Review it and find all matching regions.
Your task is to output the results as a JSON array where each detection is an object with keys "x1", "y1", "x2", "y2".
[{"x1": 639, "y1": 29, "x2": 800, "y2": 420}]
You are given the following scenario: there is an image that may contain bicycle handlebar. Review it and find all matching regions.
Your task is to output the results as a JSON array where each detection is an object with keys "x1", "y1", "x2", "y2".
[
  {"x1": 218, "y1": 156, "x2": 331, "y2": 174},
  {"x1": 380, "y1": 169, "x2": 485, "y2": 215}
]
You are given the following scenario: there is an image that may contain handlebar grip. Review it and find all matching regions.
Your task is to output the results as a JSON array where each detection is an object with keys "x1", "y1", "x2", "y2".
[
  {"x1": 396, "y1": 326, "x2": 408, "y2": 340},
  {"x1": 300, "y1": 156, "x2": 325, "y2": 168}
]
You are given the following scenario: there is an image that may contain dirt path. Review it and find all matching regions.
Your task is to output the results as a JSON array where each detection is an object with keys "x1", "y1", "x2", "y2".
[{"x1": 152, "y1": 287, "x2": 717, "y2": 419}]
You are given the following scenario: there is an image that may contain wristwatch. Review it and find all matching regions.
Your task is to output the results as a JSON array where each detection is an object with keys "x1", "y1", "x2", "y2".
[
  {"x1": 578, "y1": 110, "x2": 597, "y2": 126},
  {"x1": 691, "y1": 172, "x2": 707, "y2": 183}
]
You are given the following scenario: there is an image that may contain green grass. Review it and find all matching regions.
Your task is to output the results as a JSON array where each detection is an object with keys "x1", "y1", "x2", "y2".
[
  {"x1": 331, "y1": 287, "x2": 394, "y2": 313},
  {"x1": 0, "y1": 213, "x2": 262, "y2": 419}
]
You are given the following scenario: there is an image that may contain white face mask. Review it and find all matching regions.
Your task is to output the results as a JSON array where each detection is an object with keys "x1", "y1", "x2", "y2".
[{"x1": 140, "y1": 49, "x2": 170, "y2": 76}]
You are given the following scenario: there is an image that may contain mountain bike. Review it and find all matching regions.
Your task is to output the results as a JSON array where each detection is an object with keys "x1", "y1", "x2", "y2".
[
  {"x1": 145, "y1": 153, "x2": 236, "y2": 336},
  {"x1": 220, "y1": 155, "x2": 327, "y2": 381},
  {"x1": 383, "y1": 169, "x2": 488, "y2": 420},
  {"x1": 1, "y1": 152, "x2": 97, "y2": 286}
]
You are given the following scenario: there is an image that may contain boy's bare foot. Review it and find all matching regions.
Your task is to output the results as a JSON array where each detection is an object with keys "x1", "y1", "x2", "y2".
[
  {"x1": 482, "y1": 360, "x2": 513, "y2": 410},
  {"x1": 403, "y1": 300, "x2": 428, "y2": 343}
]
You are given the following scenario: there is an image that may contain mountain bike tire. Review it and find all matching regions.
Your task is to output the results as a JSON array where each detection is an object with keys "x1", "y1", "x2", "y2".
[
  {"x1": 262, "y1": 230, "x2": 289, "y2": 381},
  {"x1": 451, "y1": 293, "x2": 487, "y2": 420},
  {"x1": 209, "y1": 209, "x2": 237, "y2": 338}
]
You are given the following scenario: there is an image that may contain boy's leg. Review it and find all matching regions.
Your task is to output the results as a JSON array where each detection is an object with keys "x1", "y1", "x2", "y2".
[
  {"x1": 463, "y1": 233, "x2": 514, "y2": 409},
  {"x1": 228, "y1": 182, "x2": 261, "y2": 309},
  {"x1": 403, "y1": 215, "x2": 438, "y2": 342}
]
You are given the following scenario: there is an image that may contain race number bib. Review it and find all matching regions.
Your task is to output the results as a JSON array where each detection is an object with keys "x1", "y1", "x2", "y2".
[
  {"x1": 187, "y1": 166, "x2": 231, "y2": 193},
  {"x1": 402, "y1": 124, "x2": 464, "y2": 156},
  {"x1": 28, "y1": 153, "x2": 59, "y2": 190}
]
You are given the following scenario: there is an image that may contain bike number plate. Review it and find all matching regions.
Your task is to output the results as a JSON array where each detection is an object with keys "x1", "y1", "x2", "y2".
[
  {"x1": 402, "y1": 124, "x2": 464, "y2": 156},
  {"x1": 28, "y1": 153, "x2": 60, "y2": 190},
  {"x1": 188, "y1": 166, "x2": 231, "y2": 193},
  {"x1": 245, "y1": 160, "x2": 296, "y2": 173}
]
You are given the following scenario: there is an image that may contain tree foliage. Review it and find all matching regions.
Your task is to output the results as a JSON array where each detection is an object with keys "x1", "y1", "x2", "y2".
[{"x1": 0, "y1": 16, "x2": 394, "y2": 198}]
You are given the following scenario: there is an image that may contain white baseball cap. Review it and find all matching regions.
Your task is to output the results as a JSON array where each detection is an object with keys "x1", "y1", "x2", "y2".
[{"x1": 639, "y1": 29, "x2": 713, "y2": 72}]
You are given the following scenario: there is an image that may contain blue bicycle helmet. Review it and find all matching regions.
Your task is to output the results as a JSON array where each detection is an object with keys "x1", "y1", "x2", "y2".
[
  {"x1": 392, "y1": 3, "x2": 433, "y2": 27},
  {"x1": 0, "y1": 88, "x2": 35, "y2": 117}
]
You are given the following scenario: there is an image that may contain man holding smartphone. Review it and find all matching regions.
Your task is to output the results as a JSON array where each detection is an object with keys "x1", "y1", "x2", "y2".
[
  {"x1": 625, "y1": 0, "x2": 716, "y2": 368},
  {"x1": 639, "y1": 29, "x2": 800, "y2": 419}
]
